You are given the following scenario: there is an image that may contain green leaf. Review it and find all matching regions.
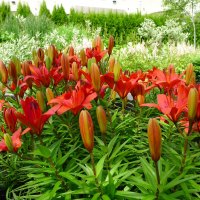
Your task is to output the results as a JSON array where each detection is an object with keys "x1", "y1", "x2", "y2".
[
  {"x1": 96, "y1": 154, "x2": 107, "y2": 178},
  {"x1": 34, "y1": 145, "x2": 51, "y2": 158},
  {"x1": 115, "y1": 190, "x2": 150, "y2": 199},
  {"x1": 102, "y1": 194, "x2": 111, "y2": 200},
  {"x1": 49, "y1": 181, "x2": 61, "y2": 199},
  {"x1": 59, "y1": 172, "x2": 82, "y2": 186},
  {"x1": 91, "y1": 193, "x2": 101, "y2": 200}
]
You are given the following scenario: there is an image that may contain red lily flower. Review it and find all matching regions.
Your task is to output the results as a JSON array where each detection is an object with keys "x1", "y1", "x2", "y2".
[
  {"x1": 48, "y1": 81, "x2": 97, "y2": 115},
  {"x1": 104, "y1": 72, "x2": 139, "y2": 99},
  {"x1": 141, "y1": 85, "x2": 189, "y2": 123},
  {"x1": 15, "y1": 97, "x2": 55, "y2": 135},
  {"x1": 85, "y1": 47, "x2": 108, "y2": 63},
  {"x1": 148, "y1": 66, "x2": 183, "y2": 93},
  {"x1": 0, "y1": 127, "x2": 29, "y2": 152},
  {"x1": 4, "y1": 108, "x2": 17, "y2": 133},
  {"x1": 25, "y1": 65, "x2": 51, "y2": 88}
]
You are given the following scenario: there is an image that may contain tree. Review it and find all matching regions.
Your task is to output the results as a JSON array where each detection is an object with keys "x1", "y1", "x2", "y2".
[
  {"x1": 39, "y1": 1, "x2": 51, "y2": 18},
  {"x1": 51, "y1": 5, "x2": 68, "y2": 25},
  {"x1": 163, "y1": 0, "x2": 200, "y2": 48},
  {"x1": 17, "y1": 2, "x2": 32, "y2": 18}
]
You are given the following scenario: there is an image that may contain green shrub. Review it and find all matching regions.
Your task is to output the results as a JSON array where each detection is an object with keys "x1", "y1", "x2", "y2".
[
  {"x1": 0, "y1": 1, "x2": 11, "y2": 22},
  {"x1": 39, "y1": 1, "x2": 51, "y2": 18},
  {"x1": 23, "y1": 15, "x2": 55, "y2": 38},
  {"x1": 16, "y1": 2, "x2": 32, "y2": 17},
  {"x1": 51, "y1": 4, "x2": 68, "y2": 25}
]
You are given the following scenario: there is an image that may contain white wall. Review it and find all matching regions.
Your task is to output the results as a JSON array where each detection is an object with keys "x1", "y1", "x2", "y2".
[{"x1": 0, "y1": 0, "x2": 163, "y2": 15}]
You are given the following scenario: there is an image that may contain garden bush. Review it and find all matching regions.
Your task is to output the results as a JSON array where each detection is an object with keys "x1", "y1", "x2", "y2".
[
  {"x1": 0, "y1": 36, "x2": 199, "y2": 199},
  {"x1": 0, "y1": 1, "x2": 10, "y2": 22},
  {"x1": 39, "y1": 0, "x2": 51, "y2": 19},
  {"x1": 51, "y1": 4, "x2": 68, "y2": 25},
  {"x1": 16, "y1": 2, "x2": 32, "y2": 18}
]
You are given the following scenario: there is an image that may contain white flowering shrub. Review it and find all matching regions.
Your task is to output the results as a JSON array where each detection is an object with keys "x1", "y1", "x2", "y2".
[{"x1": 138, "y1": 18, "x2": 189, "y2": 45}]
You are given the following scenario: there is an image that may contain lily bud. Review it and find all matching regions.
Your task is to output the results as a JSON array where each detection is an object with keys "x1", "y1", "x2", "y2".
[
  {"x1": 81, "y1": 66, "x2": 88, "y2": 80},
  {"x1": 36, "y1": 91, "x2": 45, "y2": 112},
  {"x1": 72, "y1": 62, "x2": 79, "y2": 81},
  {"x1": 185, "y1": 64, "x2": 194, "y2": 85},
  {"x1": 12, "y1": 57, "x2": 21, "y2": 76},
  {"x1": 110, "y1": 90, "x2": 116, "y2": 100},
  {"x1": 108, "y1": 35, "x2": 114, "y2": 56},
  {"x1": 80, "y1": 49, "x2": 87, "y2": 67},
  {"x1": 4, "y1": 133, "x2": 13, "y2": 152},
  {"x1": 8, "y1": 61, "x2": 17, "y2": 85},
  {"x1": 37, "y1": 48, "x2": 45, "y2": 64},
  {"x1": 113, "y1": 62, "x2": 121, "y2": 82},
  {"x1": 4, "y1": 108, "x2": 17, "y2": 133},
  {"x1": 147, "y1": 118, "x2": 162, "y2": 162},
  {"x1": 188, "y1": 88, "x2": 199, "y2": 121},
  {"x1": 96, "y1": 106, "x2": 107, "y2": 135},
  {"x1": 46, "y1": 88, "x2": 54, "y2": 102},
  {"x1": 79, "y1": 110, "x2": 94, "y2": 153},
  {"x1": 61, "y1": 54, "x2": 70, "y2": 81},
  {"x1": 0, "y1": 60, "x2": 8, "y2": 84},
  {"x1": 87, "y1": 57, "x2": 96, "y2": 73},
  {"x1": 90, "y1": 63, "x2": 100, "y2": 92},
  {"x1": 45, "y1": 56, "x2": 52, "y2": 71},
  {"x1": 108, "y1": 56, "x2": 115, "y2": 72},
  {"x1": 137, "y1": 94, "x2": 145, "y2": 105},
  {"x1": 47, "y1": 45, "x2": 54, "y2": 62},
  {"x1": 68, "y1": 46, "x2": 74, "y2": 56}
]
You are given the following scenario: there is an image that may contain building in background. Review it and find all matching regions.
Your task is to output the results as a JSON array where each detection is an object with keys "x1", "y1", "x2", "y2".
[{"x1": 0, "y1": 0, "x2": 163, "y2": 15}]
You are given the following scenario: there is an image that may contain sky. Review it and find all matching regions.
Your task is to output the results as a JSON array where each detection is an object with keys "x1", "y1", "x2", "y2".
[{"x1": 1, "y1": 0, "x2": 164, "y2": 15}]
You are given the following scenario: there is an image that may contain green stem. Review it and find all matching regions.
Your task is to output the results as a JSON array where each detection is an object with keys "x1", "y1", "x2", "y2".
[
  {"x1": 155, "y1": 161, "x2": 160, "y2": 200},
  {"x1": 180, "y1": 120, "x2": 193, "y2": 173}
]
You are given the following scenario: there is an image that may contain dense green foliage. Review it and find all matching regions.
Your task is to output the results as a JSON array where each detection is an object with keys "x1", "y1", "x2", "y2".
[
  {"x1": 0, "y1": 1, "x2": 10, "y2": 22},
  {"x1": 51, "y1": 5, "x2": 68, "y2": 25},
  {"x1": 16, "y1": 2, "x2": 32, "y2": 17},
  {"x1": 39, "y1": 0, "x2": 51, "y2": 18}
]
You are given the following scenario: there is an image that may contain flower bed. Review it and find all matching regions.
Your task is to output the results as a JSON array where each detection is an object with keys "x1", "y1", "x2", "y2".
[{"x1": 0, "y1": 36, "x2": 199, "y2": 199}]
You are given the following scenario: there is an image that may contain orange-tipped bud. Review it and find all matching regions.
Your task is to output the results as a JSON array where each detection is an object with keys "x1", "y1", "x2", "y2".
[
  {"x1": 37, "y1": 48, "x2": 45, "y2": 64},
  {"x1": 72, "y1": 62, "x2": 79, "y2": 81},
  {"x1": 81, "y1": 66, "x2": 88, "y2": 80},
  {"x1": 80, "y1": 49, "x2": 87, "y2": 67},
  {"x1": 185, "y1": 64, "x2": 194, "y2": 85},
  {"x1": 87, "y1": 57, "x2": 96, "y2": 73},
  {"x1": 90, "y1": 63, "x2": 100, "y2": 92},
  {"x1": 12, "y1": 57, "x2": 21, "y2": 76},
  {"x1": 46, "y1": 88, "x2": 54, "y2": 103},
  {"x1": 108, "y1": 35, "x2": 114, "y2": 56},
  {"x1": 4, "y1": 133, "x2": 13, "y2": 152},
  {"x1": 147, "y1": 118, "x2": 162, "y2": 162},
  {"x1": 22, "y1": 61, "x2": 31, "y2": 76},
  {"x1": 113, "y1": 62, "x2": 121, "y2": 82},
  {"x1": 137, "y1": 94, "x2": 145, "y2": 105},
  {"x1": 4, "y1": 108, "x2": 17, "y2": 133},
  {"x1": 109, "y1": 56, "x2": 115, "y2": 72},
  {"x1": 68, "y1": 46, "x2": 75, "y2": 56},
  {"x1": 0, "y1": 60, "x2": 8, "y2": 84},
  {"x1": 8, "y1": 61, "x2": 17, "y2": 85},
  {"x1": 79, "y1": 110, "x2": 94, "y2": 152},
  {"x1": 36, "y1": 91, "x2": 45, "y2": 112},
  {"x1": 188, "y1": 88, "x2": 199, "y2": 121},
  {"x1": 61, "y1": 54, "x2": 70, "y2": 81},
  {"x1": 96, "y1": 106, "x2": 107, "y2": 134},
  {"x1": 110, "y1": 90, "x2": 116, "y2": 100}
]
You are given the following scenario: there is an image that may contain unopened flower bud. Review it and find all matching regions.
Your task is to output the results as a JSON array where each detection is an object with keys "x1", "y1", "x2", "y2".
[
  {"x1": 0, "y1": 60, "x2": 8, "y2": 84},
  {"x1": 90, "y1": 63, "x2": 100, "y2": 92},
  {"x1": 72, "y1": 62, "x2": 79, "y2": 81},
  {"x1": 46, "y1": 88, "x2": 54, "y2": 103},
  {"x1": 37, "y1": 48, "x2": 44, "y2": 64},
  {"x1": 87, "y1": 57, "x2": 96, "y2": 73},
  {"x1": 137, "y1": 94, "x2": 145, "y2": 105},
  {"x1": 108, "y1": 35, "x2": 114, "y2": 56},
  {"x1": 96, "y1": 106, "x2": 107, "y2": 135},
  {"x1": 113, "y1": 62, "x2": 121, "y2": 82},
  {"x1": 61, "y1": 54, "x2": 70, "y2": 81},
  {"x1": 4, "y1": 133, "x2": 13, "y2": 152},
  {"x1": 80, "y1": 49, "x2": 87, "y2": 67},
  {"x1": 8, "y1": 61, "x2": 17, "y2": 85},
  {"x1": 147, "y1": 118, "x2": 162, "y2": 162},
  {"x1": 79, "y1": 110, "x2": 94, "y2": 153},
  {"x1": 4, "y1": 108, "x2": 17, "y2": 133},
  {"x1": 68, "y1": 46, "x2": 74, "y2": 56},
  {"x1": 188, "y1": 88, "x2": 199, "y2": 121},
  {"x1": 36, "y1": 91, "x2": 45, "y2": 112},
  {"x1": 108, "y1": 57, "x2": 115, "y2": 72},
  {"x1": 185, "y1": 64, "x2": 194, "y2": 85}
]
